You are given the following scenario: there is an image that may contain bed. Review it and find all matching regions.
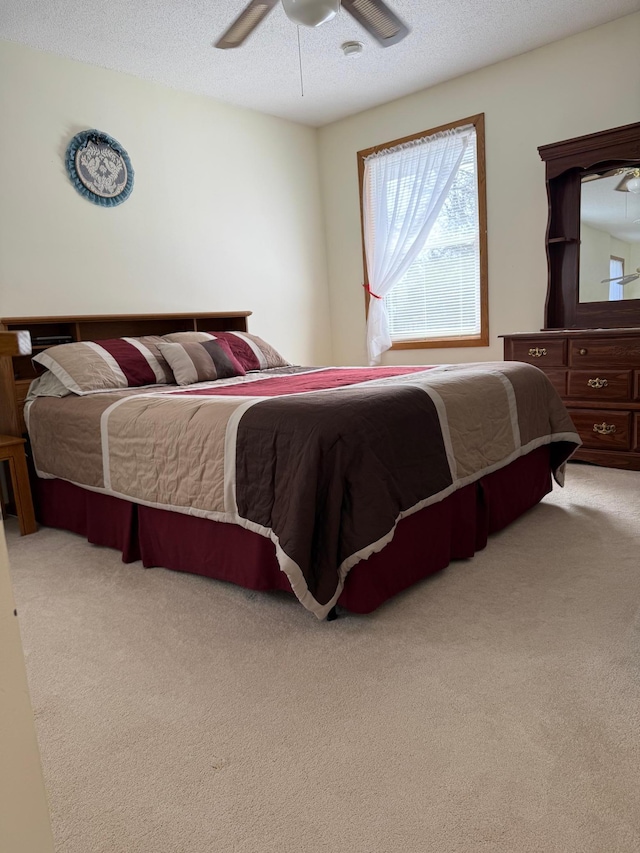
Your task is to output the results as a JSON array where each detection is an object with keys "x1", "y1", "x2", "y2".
[{"x1": 1, "y1": 312, "x2": 581, "y2": 619}]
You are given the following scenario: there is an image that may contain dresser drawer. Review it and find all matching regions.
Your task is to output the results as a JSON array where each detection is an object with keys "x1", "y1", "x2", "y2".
[
  {"x1": 569, "y1": 409, "x2": 632, "y2": 451},
  {"x1": 510, "y1": 338, "x2": 567, "y2": 366},
  {"x1": 566, "y1": 370, "x2": 632, "y2": 401},
  {"x1": 569, "y1": 337, "x2": 640, "y2": 368}
]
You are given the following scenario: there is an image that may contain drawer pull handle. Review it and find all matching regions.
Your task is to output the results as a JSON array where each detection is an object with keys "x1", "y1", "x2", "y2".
[
  {"x1": 528, "y1": 347, "x2": 547, "y2": 358},
  {"x1": 578, "y1": 348, "x2": 588, "y2": 356},
  {"x1": 593, "y1": 422, "x2": 616, "y2": 436},
  {"x1": 587, "y1": 378, "x2": 608, "y2": 389}
]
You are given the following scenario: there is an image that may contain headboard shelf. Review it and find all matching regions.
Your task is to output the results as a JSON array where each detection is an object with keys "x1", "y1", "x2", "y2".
[{"x1": 0, "y1": 311, "x2": 251, "y2": 437}]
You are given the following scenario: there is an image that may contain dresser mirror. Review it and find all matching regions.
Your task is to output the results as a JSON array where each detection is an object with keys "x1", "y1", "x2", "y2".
[
  {"x1": 538, "y1": 121, "x2": 640, "y2": 329},
  {"x1": 579, "y1": 168, "x2": 640, "y2": 303}
]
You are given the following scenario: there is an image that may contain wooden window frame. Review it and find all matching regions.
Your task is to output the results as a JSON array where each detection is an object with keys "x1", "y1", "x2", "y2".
[{"x1": 357, "y1": 113, "x2": 489, "y2": 350}]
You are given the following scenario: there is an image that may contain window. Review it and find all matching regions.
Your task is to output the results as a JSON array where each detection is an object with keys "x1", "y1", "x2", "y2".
[
  {"x1": 609, "y1": 256, "x2": 624, "y2": 301},
  {"x1": 358, "y1": 114, "x2": 488, "y2": 351}
]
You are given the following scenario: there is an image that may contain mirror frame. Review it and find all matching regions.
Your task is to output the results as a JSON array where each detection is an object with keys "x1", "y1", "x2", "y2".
[{"x1": 538, "y1": 121, "x2": 640, "y2": 329}]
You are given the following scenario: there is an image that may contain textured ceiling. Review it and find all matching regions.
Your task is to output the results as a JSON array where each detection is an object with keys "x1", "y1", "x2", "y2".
[{"x1": 1, "y1": 0, "x2": 638, "y2": 126}]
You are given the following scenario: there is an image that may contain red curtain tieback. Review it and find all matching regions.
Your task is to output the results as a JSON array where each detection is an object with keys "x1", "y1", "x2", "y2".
[{"x1": 363, "y1": 283, "x2": 382, "y2": 299}]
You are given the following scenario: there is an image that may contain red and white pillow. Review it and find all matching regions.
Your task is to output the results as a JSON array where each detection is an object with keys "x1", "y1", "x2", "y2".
[{"x1": 33, "y1": 336, "x2": 173, "y2": 395}]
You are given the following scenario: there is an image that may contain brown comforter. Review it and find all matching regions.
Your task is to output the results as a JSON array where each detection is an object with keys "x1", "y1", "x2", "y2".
[{"x1": 26, "y1": 363, "x2": 580, "y2": 618}]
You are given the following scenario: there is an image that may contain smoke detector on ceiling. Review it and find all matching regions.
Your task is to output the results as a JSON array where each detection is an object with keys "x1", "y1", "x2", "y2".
[{"x1": 341, "y1": 40, "x2": 364, "y2": 57}]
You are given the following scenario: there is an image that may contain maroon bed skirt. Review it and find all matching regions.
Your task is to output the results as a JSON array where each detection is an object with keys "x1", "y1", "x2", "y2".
[{"x1": 34, "y1": 446, "x2": 552, "y2": 614}]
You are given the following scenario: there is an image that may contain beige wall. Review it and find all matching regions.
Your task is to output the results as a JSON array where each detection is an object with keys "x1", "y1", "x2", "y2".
[
  {"x1": 628, "y1": 243, "x2": 640, "y2": 299},
  {"x1": 2, "y1": 15, "x2": 638, "y2": 371},
  {"x1": 318, "y1": 12, "x2": 640, "y2": 365},
  {"x1": 0, "y1": 522, "x2": 55, "y2": 853},
  {"x1": 579, "y1": 224, "x2": 619, "y2": 302},
  {"x1": 0, "y1": 40, "x2": 332, "y2": 366}
]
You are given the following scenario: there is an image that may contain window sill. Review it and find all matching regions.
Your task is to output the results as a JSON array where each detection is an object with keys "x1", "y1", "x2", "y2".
[{"x1": 390, "y1": 333, "x2": 489, "y2": 350}]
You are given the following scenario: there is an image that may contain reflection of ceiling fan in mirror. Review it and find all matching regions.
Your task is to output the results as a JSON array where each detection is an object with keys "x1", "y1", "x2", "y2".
[
  {"x1": 214, "y1": 0, "x2": 410, "y2": 49},
  {"x1": 582, "y1": 168, "x2": 640, "y2": 193},
  {"x1": 601, "y1": 267, "x2": 640, "y2": 286},
  {"x1": 615, "y1": 168, "x2": 640, "y2": 193}
]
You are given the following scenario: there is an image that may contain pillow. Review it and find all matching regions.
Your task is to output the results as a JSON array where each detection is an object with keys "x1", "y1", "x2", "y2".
[
  {"x1": 161, "y1": 331, "x2": 213, "y2": 343},
  {"x1": 32, "y1": 336, "x2": 174, "y2": 395},
  {"x1": 210, "y1": 331, "x2": 290, "y2": 371},
  {"x1": 162, "y1": 330, "x2": 290, "y2": 371},
  {"x1": 26, "y1": 371, "x2": 72, "y2": 401},
  {"x1": 157, "y1": 339, "x2": 246, "y2": 386}
]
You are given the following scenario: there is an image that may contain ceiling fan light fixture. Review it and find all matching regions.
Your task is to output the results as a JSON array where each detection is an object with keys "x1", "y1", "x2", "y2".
[
  {"x1": 281, "y1": 0, "x2": 341, "y2": 27},
  {"x1": 614, "y1": 167, "x2": 640, "y2": 193},
  {"x1": 626, "y1": 176, "x2": 640, "y2": 194}
]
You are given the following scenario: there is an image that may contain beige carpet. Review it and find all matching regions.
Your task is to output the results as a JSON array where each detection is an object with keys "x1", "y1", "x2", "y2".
[{"x1": 6, "y1": 463, "x2": 640, "y2": 853}]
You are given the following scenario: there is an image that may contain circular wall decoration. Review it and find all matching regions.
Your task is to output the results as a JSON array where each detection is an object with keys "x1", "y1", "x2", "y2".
[{"x1": 65, "y1": 130, "x2": 134, "y2": 207}]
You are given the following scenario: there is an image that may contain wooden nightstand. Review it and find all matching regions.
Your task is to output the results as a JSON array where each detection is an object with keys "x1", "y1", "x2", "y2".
[{"x1": 0, "y1": 435, "x2": 37, "y2": 535}]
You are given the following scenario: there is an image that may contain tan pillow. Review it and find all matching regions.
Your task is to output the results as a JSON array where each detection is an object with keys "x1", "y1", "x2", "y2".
[{"x1": 157, "y1": 339, "x2": 246, "y2": 386}]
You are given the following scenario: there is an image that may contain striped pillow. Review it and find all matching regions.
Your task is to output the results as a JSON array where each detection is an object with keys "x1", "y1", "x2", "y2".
[
  {"x1": 33, "y1": 336, "x2": 173, "y2": 395},
  {"x1": 161, "y1": 330, "x2": 290, "y2": 371},
  {"x1": 157, "y1": 339, "x2": 246, "y2": 386},
  {"x1": 212, "y1": 332, "x2": 290, "y2": 371}
]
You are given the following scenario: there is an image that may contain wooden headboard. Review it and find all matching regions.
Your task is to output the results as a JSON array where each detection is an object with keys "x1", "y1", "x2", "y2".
[{"x1": 0, "y1": 311, "x2": 251, "y2": 437}]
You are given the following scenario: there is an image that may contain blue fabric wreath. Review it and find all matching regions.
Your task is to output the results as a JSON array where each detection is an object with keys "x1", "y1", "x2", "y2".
[{"x1": 65, "y1": 129, "x2": 134, "y2": 207}]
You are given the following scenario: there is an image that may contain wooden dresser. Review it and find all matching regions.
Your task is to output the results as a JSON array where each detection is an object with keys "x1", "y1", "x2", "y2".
[{"x1": 503, "y1": 329, "x2": 640, "y2": 470}]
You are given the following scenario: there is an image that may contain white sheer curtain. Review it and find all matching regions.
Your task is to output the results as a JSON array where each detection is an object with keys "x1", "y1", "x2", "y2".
[{"x1": 363, "y1": 126, "x2": 473, "y2": 364}]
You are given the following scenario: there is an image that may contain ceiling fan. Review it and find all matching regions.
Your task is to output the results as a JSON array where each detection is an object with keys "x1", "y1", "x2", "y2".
[
  {"x1": 615, "y1": 169, "x2": 640, "y2": 193},
  {"x1": 601, "y1": 268, "x2": 640, "y2": 286},
  {"x1": 214, "y1": 0, "x2": 410, "y2": 50},
  {"x1": 582, "y1": 168, "x2": 640, "y2": 193}
]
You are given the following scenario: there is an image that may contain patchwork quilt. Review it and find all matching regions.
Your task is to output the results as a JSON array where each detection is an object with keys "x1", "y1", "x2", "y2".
[{"x1": 26, "y1": 363, "x2": 580, "y2": 618}]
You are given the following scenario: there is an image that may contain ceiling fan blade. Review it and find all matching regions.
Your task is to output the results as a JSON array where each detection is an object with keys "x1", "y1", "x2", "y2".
[
  {"x1": 600, "y1": 274, "x2": 639, "y2": 285},
  {"x1": 214, "y1": 0, "x2": 279, "y2": 49},
  {"x1": 342, "y1": 0, "x2": 410, "y2": 47},
  {"x1": 582, "y1": 169, "x2": 619, "y2": 183}
]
